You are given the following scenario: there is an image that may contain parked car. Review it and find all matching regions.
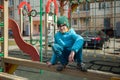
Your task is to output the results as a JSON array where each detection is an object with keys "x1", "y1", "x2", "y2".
[
  {"x1": 101, "y1": 28, "x2": 114, "y2": 38},
  {"x1": 81, "y1": 30, "x2": 110, "y2": 49}
]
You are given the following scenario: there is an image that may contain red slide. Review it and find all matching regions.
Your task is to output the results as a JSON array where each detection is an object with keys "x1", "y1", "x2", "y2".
[{"x1": 9, "y1": 18, "x2": 40, "y2": 61}]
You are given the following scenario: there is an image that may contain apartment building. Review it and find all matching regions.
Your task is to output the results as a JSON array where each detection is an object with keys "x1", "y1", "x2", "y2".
[
  {"x1": 3, "y1": 0, "x2": 120, "y2": 37},
  {"x1": 72, "y1": 1, "x2": 120, "y2": 37}
]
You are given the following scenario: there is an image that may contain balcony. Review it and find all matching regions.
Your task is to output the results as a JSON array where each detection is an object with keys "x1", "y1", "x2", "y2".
[{"x1": 72, "y1": 11, "x2": 90, "y2": 18}]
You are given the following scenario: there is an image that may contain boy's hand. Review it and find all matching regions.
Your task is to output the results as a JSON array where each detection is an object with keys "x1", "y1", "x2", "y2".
[
  {"x1": 69, "y1": 51, "x2": 75, "y2": 62},
  {"x1": 46, "y1": 62, "x2": 52, "y2": 67}
]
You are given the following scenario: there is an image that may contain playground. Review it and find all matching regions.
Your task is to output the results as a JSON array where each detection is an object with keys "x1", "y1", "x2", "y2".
[
  {"x1": 0, "y1": 0, "x2": 120, "y2": 80},
  {"x1": 7, "y1": 40, "x2": 120, "y2": 80}
]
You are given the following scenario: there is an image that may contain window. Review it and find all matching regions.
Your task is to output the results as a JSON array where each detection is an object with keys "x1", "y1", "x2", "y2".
[
  {"x1": 106, "y1": 2, "x2": 111, "y2": 9},
  {"x1": 83, "y1": 3, "x2": 90, "y2": 11},
  {"x1": 104, "y1": 18, "x2": 110, "y2": 29},
  {"x1": 0, "y1": 1, "x2": 2, "y2": 4},
  {"x1": 9, "y1": 0, "x2": 14, "y2": 6},
  {"x1": 73, "y1": 19, "x2": 77, "y2": 25},
  {"x1": 99, "y1": 3, "x2": 102, "y2": 9},
  {"x1": 9, "y1": 10, "x2": 14, "y2": 17},
  {"x1": 102, "y1": 3, "x2": 106, "y2": 9},
  {"x1": 99, "y1": 2, "x2": 110, "y2": 10},
  {"x1": 19, "y1": 0, "x2": 23, "y2": 4},
  {"x1": 99, "y1": 2, "x2": 105, "y2": 9}
]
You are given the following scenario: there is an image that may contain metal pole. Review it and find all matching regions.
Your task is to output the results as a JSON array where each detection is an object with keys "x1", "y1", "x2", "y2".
[
  {"x1": 40, "y1": 0, "x2": 43, "y2": 62},
  {"x1": 113, "y1": 0, "x2": 116, "y2": 59},
  {"x1": 20, "y1": 8, "x2": 23, "y2": 34},
  {"x1": 94, "y1": 0, "x2": 97, "y2": 57},
  {"x1": 29, "y1": 16, "x2": 32, "y2": 44}
]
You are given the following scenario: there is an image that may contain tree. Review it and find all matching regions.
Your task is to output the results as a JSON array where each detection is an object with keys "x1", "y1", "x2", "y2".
[{"x1": 58, "y1": 0, "x2": 68, "y2": 16}]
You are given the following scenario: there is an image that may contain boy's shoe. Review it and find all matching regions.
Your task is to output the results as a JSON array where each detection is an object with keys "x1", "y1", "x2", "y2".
[
  {"x1": 76, "y1": 63, "x2": 87, "y2": 72},
  {"x1": 56, "y1": 64, "x2": 66, "y2": 71}
]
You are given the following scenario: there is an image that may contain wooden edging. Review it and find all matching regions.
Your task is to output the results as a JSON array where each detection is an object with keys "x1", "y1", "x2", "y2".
[
  {"x1": 0, "y1": 72, "x2": 28, "y2": 80},
  {"x1": 2, "y1": 57, "x2": 120, "y2": 80}
]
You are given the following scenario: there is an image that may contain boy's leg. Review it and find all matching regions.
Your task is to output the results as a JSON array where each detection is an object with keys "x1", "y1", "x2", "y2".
[
  {"x1": 75, "y1": 48, "x2": 87, "y2": 72},
  {"x1": 75, "y1": 48, "x2": 83, "y2": 63},
  {"x1": 56, "y1": 48, "x2": 71, "y2": 71},
  {"x1": 50, "y1": 53, "x2": 58, "y2": 65},
  {"x1": 52, "y1": 44, "x2": 68, "y2": 71},
  {"x1": 52, "y1": 44, "x2": 68, "y2": 65}
]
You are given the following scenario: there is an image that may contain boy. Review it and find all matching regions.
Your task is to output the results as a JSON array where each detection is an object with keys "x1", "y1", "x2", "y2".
[{"x1": 47, "y1": 16, "x2": 87, "y2": 72}]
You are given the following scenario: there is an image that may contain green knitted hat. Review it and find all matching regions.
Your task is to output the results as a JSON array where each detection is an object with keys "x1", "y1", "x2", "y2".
[{"x1": 57, "y1": 16, "x2": 69, "y2": 28}]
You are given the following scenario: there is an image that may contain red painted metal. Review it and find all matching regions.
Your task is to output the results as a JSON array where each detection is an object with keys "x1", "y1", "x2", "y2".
[
  {"x1": 46, "y1": 0, "x2": 58, "y2": 15},
  {"x1": 18, "y1": 1, "x2": 32, "y2": 15},
  {"x1": 9, "y1": 18, "x2": 40, "y2": 61},
  {"x1": 0, "y1": 5, "x2": 3, "y2": 9}
]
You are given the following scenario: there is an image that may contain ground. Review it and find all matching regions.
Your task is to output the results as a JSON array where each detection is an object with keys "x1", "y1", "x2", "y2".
[
  {"x1": 9, "y1": 50, "x2": 85, "y2": 80},
  {"x1": 8, "y1": 48, "x2": 120, "y2": 80},
  {"x1": 15, "y1": 67, "x2": 82, "y2": 80},
  {"x1": 1, "y1": 37, "x2": 120, "y2": 80}
]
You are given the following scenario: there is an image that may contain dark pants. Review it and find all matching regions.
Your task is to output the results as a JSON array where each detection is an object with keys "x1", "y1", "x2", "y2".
[{"x1": 50, "y1": 44, "x2": 83, "y2": 65}]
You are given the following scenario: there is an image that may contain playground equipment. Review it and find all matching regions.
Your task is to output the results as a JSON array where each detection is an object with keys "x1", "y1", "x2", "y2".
[
  {"x1": 0, "y1": 2, "x2": 40, "y2": 75},
  {"x1": 0, "y1": 0, "x2": 40, "y2": 74},
  {"x1": 9, "y1": 18, "x2": 40, "y2": 61},
  {"x1": 44, "y1": 0, "x2": 58, "y2": 56},
  {"x1": 18, "y1": 1, "x2": 31, "y2": 34},
  {"x1": 18, "y1": 1, "x2": 37, "y2": 45},
  {"x1": 0, "y1": 72, "x2": 28, "y2": 80},
  {"x1": 0, "y1": 0, "x2": 120, "y2": 80}
]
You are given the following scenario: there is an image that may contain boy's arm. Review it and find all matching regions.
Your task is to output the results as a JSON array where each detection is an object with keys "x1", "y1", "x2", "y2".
[{"x1": 71, "y1": 34, "x2": 84, "y2": 53}]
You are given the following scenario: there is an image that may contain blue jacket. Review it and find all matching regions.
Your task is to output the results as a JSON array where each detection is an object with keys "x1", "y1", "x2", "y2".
[{"x1": 54, "y1": 28, "x2": 84, "y2": 53}]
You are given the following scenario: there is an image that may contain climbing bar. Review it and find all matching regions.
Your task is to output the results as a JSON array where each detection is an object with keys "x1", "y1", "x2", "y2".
[
  {"x1": 0, "y1": 52, "x2": 4, "y2": 57},
  {"x1": 37, "y1": 12, "x2": 45, "y2": 15},
  {"x1": 0, "y1": 37, "x2": 4, "y2": 42},
  {"x1": 25, "y1": 39, "x2": 39, "y2": 45},
  {"x1": 86, "y1": 0, "x2": 90, "y2": 2},
  {"x1": 29, "y1": 9, "x2": 37, "y2": 17},
  {"x1": 0, "y1": 22, "x2": 4, "y2": 27},
  {"x1": 0, "y1": 68, "x2": 3, "y2": 72},
  {"x1": 3, "y1": 57, "x2": 120, "y2": 80}
]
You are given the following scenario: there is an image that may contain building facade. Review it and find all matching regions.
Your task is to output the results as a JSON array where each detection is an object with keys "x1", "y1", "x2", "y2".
[
  {"x1": 72, "y1": 1, "x2": 120, "y2": 37},
  {"x1": 8, "y1": 0, "x2": 120, "y2": 37}
]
